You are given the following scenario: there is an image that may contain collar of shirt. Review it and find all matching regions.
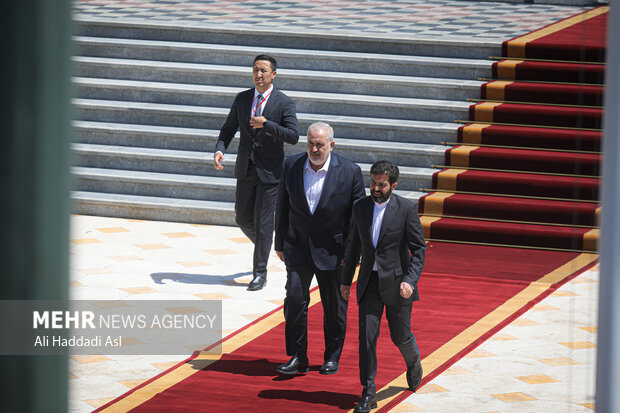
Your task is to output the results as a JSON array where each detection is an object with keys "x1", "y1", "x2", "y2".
[
  {"x1": 254, "y1": 86, "x2": 273, "y2": 102},
  {"x1": 303, "y1": 153, "x2": 331, "y2": 175},
  {"x1": 253, "y1": 86, "x2": 273, "y2": 116},
  {"x1": 373, "y1": 195, "x2": 391, "y2": 210}
]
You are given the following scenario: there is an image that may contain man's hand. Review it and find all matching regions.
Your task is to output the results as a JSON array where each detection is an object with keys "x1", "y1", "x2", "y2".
[
  {"x1": 340, "y1": 285, "x2": 351, "y2": 301},
  {"x1": 250, "y1": 116, "x2": 266, "y2": 129},
  {"x1": 276, "y1": 250, "x2": 285, "y2": 262},
  {"x1": 400, "y1": 282, "x2": 414, "y2": 299},
  {"x1": 214, "y1": 152, "x2": 225, "y2": 170}
]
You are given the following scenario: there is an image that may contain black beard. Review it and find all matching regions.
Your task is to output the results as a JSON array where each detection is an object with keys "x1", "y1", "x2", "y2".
[{"x1": 371, "y1": 187, "x2": 392, "y2": 203}]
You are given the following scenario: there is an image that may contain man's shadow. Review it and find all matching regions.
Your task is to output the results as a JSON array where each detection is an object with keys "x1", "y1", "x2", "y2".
[
  {"x1": 184, "y1": 358, "x2": 365, "y2": 409},
  {"x1": 150, "y1": 271, "x2": 253, "y2": 287}
]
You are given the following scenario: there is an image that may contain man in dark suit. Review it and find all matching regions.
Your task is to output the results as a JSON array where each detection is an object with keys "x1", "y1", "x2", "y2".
[
  {"x1": 274, "y1": 122, "x2": 365, "y2": 375},
  {"x1": 214, "y1": 54, "x2": 299, "y2": 291},
  {"x1": 341, "y1": 160, "x2": 426, "y2": 413}
]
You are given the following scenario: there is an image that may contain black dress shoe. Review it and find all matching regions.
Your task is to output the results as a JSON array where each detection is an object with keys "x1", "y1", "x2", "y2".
[
  {"x1": 354, "y1": 395, "x2": 377, "y2": 413},
  {"x1": 406, "y1": 358, "x2": 423, "y2": 391},
  {"x1": 276, "y1": 356, "x2": 309, "y2": 375},
  {"x1": 319, "y1": 360, "x2": 339, "y2": 375},
  {"x1": 247, "y1": 275, "x2": 266, "y2": 291}
]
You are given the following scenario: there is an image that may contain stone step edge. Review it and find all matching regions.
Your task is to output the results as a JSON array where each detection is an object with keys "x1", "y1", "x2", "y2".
[
  {"x1": 71, "y1": 189, "x2": 424, "y2": 211},
  {"x1": 73, "y1": 98, "x2": 469, "y2": 126},
  {"x1": 71, "y1": 145, "x2": 437, "y2": 178},
  {"x1": 73, "y1": 18, "x2": 499, "y2": 51},
  {"x1": 73, "y1": 56, "x2": 486, "y2": 87},
  {"x1": 73, "y1": 120, "x2": 457, "y2": 140},
  {"x1": 72, "y1": 122, "x2": 448, "y2": 155},
  {"x1": 73, "y1": 77, "x2": 474, "y2": 109}
]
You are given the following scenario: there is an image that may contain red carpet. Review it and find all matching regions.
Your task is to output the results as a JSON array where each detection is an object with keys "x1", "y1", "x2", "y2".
[
  {"x1": 492, "y1": 60, "x2": 605, "y2": 84},
  {"x1": 457, "y1": 124, "x2": 601, "y2": 151},
  {"x1": 419, "y1": 193, "x2": 599, "y2": 226},
  {"x1": 501, "y1": 5, "x2": 607, "y2": 62},
  {"x1": 445, "y1": 146, "x2": 601, "y2": 175},
  {"x1": 94, "y1": 244, "x2": 597, "y2": 413},
  {"x1": 431, "y1": 169, "x2": 599, "y2": 200},
  {"x1": 469, "y1": 102, "x2": 602, "y2": 129},
  {"x1": 424, "y1": 5, "x2": 605, "y2": 253},
  {"x1": 481, "y1": 80, "x2": 603, "y2": 106}
]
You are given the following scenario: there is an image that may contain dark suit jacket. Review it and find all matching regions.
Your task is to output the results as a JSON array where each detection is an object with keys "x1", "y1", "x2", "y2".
[
  {"x1": 215, "y1": 88, "x2": 299, "y2": 184},
  {"x1": 275, "y1": 152, "x2": 366, "y2": 272},
  {"x1": 342, "y1": 194, "x2": 426, "y2": 306}
]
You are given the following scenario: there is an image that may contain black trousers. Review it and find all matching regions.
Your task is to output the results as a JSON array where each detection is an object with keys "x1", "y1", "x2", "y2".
[
  {"x1": 234, "y1": 162, "x2": 278, "y2": 278},
  {"x1": 358, "y1": 272, "x2": 420, "y2": 398},
  {"x1": 283, "y1": 262, "x2": 348, "y2": 363}
]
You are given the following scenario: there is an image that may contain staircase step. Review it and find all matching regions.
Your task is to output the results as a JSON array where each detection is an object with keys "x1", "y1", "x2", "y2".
[
  {"x1": 72, "y1": 167, "x2": 237, "y2": 201},
  {"x1": 432, "y1": 168, "x2": 600, "y2": 201},
  {"x1": 419, "y1": 192, "x2": 599, "y2": 226},
  {"x1": 73, "y1": 36, "x2": 492, "y2": 79},
  {"x1": 73, "y1": 166, "x2": 427, "y2": 203},
  {"x1": 72, "y1": 190, "x2": 237, "y2": 225},
  {"x1": 446, "y1": 146, "x2": 601, "y2": 176},
  {"x1": 72, "y1": 143, "x2": 434, "y2": 191},
  {"x1": 73, "y1": 99, "x2": 458, "y2": 143},
  {"x1": 74, "y1": 19, "x2": 500, "y2": 59},
  {"x1": 71, "y1": 188, "x2": 425, "y2": 225},
  {"x1": 481, "y1": 80, "x2": 604, "y2": 106},
  {"x1": 422, "y1": 216, "x2": 598, "y2": 252},
  {"x1": 457, "y1": 124, "x2": 602, "y2": 152},
  {"x1": 74, "y1": 77, "x2": 470, "y2": 122},
  {"x1": 492, "y1": 60, "x2": 605, "y2": 85},
  {"x1": 469, "y1": 102, "x2": 603, "y2": 129},
  {"x1": 74, "y1": 56, "x2": 482, "y2": 100},
  {"x1": 73, "y1": 121, "x2": 446, "y2": 166}
]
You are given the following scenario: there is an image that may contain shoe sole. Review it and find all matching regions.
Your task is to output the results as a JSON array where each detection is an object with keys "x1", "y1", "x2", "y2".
[
  {"x1": 319, "y1": 369, "x2": 339, "y2": 375},
  {"x1": 354, "y1": 401, "x2": 377, "y2": 413},
  {"x1": 276, "y1": 366, "x2": 309, "y2": 375}
]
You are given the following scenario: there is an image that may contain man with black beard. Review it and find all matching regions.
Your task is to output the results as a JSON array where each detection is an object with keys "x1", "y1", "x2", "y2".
[{"x1": 341, "y1": 160, "x2": 426, "y2": 413}]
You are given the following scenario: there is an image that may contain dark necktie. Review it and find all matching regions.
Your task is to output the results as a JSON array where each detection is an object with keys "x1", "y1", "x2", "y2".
[
  {"x1": 255, "y1": 94, "x2": 263, "y2": 117},
  {"x1": 249, "y1": 94, "x2": 263, "y2": 163}
]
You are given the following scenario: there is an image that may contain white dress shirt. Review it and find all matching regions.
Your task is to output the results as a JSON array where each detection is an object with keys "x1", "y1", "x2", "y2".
[
  {"x1": 303, "y1": 154, "x2": 331, "y2": 215},
  {"x1": 372, "y1": 196, "x2": 391, "y2": 271}
]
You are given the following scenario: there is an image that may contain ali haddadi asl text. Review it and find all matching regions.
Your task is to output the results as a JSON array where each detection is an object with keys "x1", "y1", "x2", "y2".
[{"x1": 34, "y1": 335, "x2": 121, "y2": 347}]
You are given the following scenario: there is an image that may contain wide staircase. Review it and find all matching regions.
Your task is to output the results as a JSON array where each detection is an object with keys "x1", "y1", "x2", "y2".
[
  {"x1": 71, "y1": 19, "x2": 498, "y2": 225},
  {"x1": 418, "y1": 7, "x2": 606, "y2": 253}
]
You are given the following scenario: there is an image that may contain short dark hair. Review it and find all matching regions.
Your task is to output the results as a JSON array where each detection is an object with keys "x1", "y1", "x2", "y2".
[
  {"x1": 370, "y1": 160, "x2": 399, "y2": 185},
  {"x1": 253, "y1": 54, "x2": 277, "y2": 71}
]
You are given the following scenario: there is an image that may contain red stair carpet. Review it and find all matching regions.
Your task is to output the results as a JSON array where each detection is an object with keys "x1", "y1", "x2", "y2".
[
  {"x1": 95, "y1": 6, "x2": 605, "y2": 413},
  {"x1": 421, "y1": 5, "x2": 606, "y2": 253}
]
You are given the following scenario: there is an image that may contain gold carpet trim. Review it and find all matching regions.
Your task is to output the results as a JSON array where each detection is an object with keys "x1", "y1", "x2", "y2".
[
  {"x1": 583, "y1": 228, "x2": 599, "y2": 252},
  {"x1": 460, "y1": 124, "x2": 490, "y2": 145},
  {"x1": 435, "y1": 169, "x2": 466, "y2": 191},
  {"x1": 474, "y1": 102, "x2": 502, "y2": 122},
  {"x1": 485, "y1": 80, "x2": 513, "y2": 101},
  {"x1": 496, "y1": 60, "x2": 523, "y2": 80},
  {"x1": 421, "y1": 192, "x2": 453, "y2": 216},
  {"x1": 449, "y1": 145, "x2": 479, "y2": 167}
]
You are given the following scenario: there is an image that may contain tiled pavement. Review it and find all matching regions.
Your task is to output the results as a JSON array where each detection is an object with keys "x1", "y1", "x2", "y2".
[
  {"x1": 68, "y1": 215, "x2": 598, "y2": 412},
  {"x1": 74, "y1": 0, "x2": 592, "y2": 41}
]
